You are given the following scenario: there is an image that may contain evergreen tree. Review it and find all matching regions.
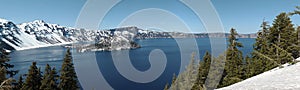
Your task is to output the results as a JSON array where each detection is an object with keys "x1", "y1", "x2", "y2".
[
  {"x1": 21, "y1": 62, "x2": 42, "y2": 90},
  {"x1": 243, "y1": 55, "x2": 254, "y2": 79},
  {"x1": 296, "y1": 26, "x2": 300, "y2": 46},
  {"x1": 0, "y1": 66, "x2": 6, "y2": 83},
  {"x1": 290, "y1": 6, "x2": 300, "y2": 42},
  {"x1": 202, "y1": 51, "x2": 212, "y2": 80},
  {"x1": 171, "y1": 73, "x2": 176, "y2": 85},
  {"x1": 40, "y1": 64, "x2": 59, "y2": 90},
  {"x1": 284, "y1": 26, "x2": 300, "y2": 64},
  {"x1": 164, "y1": 74, "x2": 177, "y2": 90},
  {"x1": 219, "y1": 28, "x2": 244, "y2": 87},
  {"x1": 38, "y1": 67, "x2": 43, "y2": 87},
  {"x1": 59, "y1": 48, "x2": 79, "y2": 90},
  {"x1": 49, "y1": 68, "x2": 59, "y2": 89},
  {"x1": 297, "y1": 26, "x2": 300, "y2": 47},
  {"x1": 192, "y1": 51, "x2": 212, "y2": 90},
  {"x1": 0, "y1": 78, "x2": 16, "y2": 90},
  {"x1": 15, "y1": 75, "x2": 24, "y2": 90},
  {"x1": 0, "y1": 48, "x2": 18, "y2": 81},
  {"x1": 169, "y1": 53, "x2": 199, "y2": 90},
  {"x1": 290, "y1": 6, "x2": 300, "y2": 16},
  {"x1": 286, "y1": 29, "x2": 300, "y2": 61},
  {"x1": 163, "y1": 83, "x2": 169, "y2": 90},
  {"x1": 207, "y1": 54, "x2": 225, "y2": 89},
  {"x1": 268, "y1": 13, "x2": 298, "y2": 64},
  {"x1": 251, "y1": 20, "x2": 273, "y2": 73},
  {"x1": 40, "y1": 64, "x2": 51, "y2": 89},
  {"x1": 0, "y1": 48, "x2": 18, "y2": 89}
]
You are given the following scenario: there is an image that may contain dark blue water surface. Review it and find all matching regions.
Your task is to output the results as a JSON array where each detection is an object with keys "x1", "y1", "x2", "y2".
[{"x1": 9, "y1": 38, "x2": 255, "y2": 90}]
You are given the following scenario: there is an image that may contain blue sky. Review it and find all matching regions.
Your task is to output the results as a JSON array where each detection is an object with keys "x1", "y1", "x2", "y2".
[
  {"x1": 0, "y1": 0, "x2": 299, "y2": 33},
  {"x1": 212, "y1": 0, "x2": 300, "y2": 33}
]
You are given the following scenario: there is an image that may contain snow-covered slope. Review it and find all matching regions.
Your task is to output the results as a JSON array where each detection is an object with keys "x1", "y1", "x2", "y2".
[
  {"x1": 0, "y1": 19, "x2": 49, "y2": 50},
  {"x1": 0, "y1": 18, "x2": 171, "y2": 51},
  {"x1": 0, "y1": 18, "x2": 255, "y2": 51},
  {"x1": 0, "y1": 18, "x2": 142, "y2": 50},
  {"x1": 0, "y1": 19, "x2": 101, "y2": 50},
  {"x1": 18, "y1": 20, "x2": 73, "y2": 43},
  {"x1": 218, "y1": 63, "x2": 300, "y2": 90}
]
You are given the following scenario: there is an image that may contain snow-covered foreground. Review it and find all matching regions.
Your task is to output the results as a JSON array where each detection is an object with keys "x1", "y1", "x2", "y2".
[{"x1": 218, "y1": 62, "x2": 300, "y2": 90}]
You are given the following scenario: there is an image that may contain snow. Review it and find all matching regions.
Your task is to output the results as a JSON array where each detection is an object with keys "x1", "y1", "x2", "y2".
[
  {"x1": 0, "y1": 18, "x2": 9, "y2": 23},
  {"x1": 15, "y1": 41, "x2": 74, "y2": 51},
  {"x1": 138, "y1": 29, "x2": 149, "y2": 34},
  {"x1": 218, "y1": 63, "x2": 300, "y2": 90},
  {"x1": 0, "y1": 18, "x2": 78, "y2": 50},
  {"x1": 296, "y1": 57, "x2": 300, "y2": 61},
  {"x1": 0, "y1": 18, "x2": 142, "y2": 51},
  {"x1": 1, "y1": 38, "x2": 19, "y2": 50},
  {"x1": 0, "y1": 18, "x2": 173, "y2": 51}
]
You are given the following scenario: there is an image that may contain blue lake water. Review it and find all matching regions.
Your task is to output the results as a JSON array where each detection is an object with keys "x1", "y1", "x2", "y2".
[{"x1": 9, "y1": 38, "x2": 255, "y2": 90}]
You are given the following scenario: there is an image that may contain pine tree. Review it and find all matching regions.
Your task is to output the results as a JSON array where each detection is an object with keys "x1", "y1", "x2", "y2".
[
  {"x1": 202, "y1": 51, "x2": 212, "y2": 80},
  {"x1": 171, "y1": 73, "x2": 176, "y2": 85},
  {"x1": 219, "y1": 28, "x2": 244, "y2": 87},
  {"x1": 290, "y1": 6, "x2": 300, "y2": 43},
  {"x1": 286, "y1": 27, "x2": 300, "y2": 61},
  {"x1": 0, "y1": 48, "x2": 18, "y2": 89},
  {"x1": 268, "y1": 13, "x2": 298, "y2": 64},
  {"x1": 40, "y1": 64, "x2": 59, "y2": 90},
  {"x1": 251, "y1": 20, "x2": 273, "y2": 73},
  {"x1": 207, "y1": 54, "x2": 225, "y2": 89},
  {"x1": 169, "y1": 53, "x2": 199, "y2": 90},
  {"x1": 290, "y1": 6, "x2": 300, "y2": 16},
  {"x1": 15, "y1": 75, "x2": 24, "y2": 90},
  {"x1": 49, "y1": 67, "x2": 59, "y2": 90},
  {"x1": 163, "y1": 83, "x2": 169, "y2": 90},
  {"x1": 0, "y1": 48, "x2": 18, "y2": 82},
  {"x1": 192, "y1": 51, "x2": 212, "y2": 90},
  {"x1": 38, "y1": 67, "x2": 43, "y2": 87},
  {"x1": 59, "y1": 48, "x2": 79, "y2": 90},
  {"x1": 0, "y1": 78, "x2": 16, "y2": 90},
  {"x1": 297, "y1": 26, "x2": 300, "y2": 49},
  {"x1": 40, "y1": 64, "x2": 51, "y2": 89},
  {"x1": 0, "y1": 66, "x2": 6, "y2": 83},
  {"x1": 21, "y1": 62, "x2": 42, "y2": 90},
  {"x1": 292, "y1": 26, "x2": 300, "y2": 62},
  {"x1": 163, "y1": 74, "x2": 176, "y2": 90},
  {"x1": 243, "y1": 55, "x2": 254, "y2": 79},
  {"x1": 296, "y1": 26, "x2": 300, "y2": 61}
]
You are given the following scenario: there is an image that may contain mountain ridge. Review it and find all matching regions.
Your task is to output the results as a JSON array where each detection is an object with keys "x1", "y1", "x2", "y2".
[{"x1": 0, "y1": 18, "x2": 257, "y2": 50}]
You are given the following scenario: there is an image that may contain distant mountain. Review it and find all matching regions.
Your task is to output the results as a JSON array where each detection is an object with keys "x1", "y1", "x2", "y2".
[
  {"x1": 195, "y1": 33, "x2": 257, "y2": 38},
  {"x1": 108, "y1": 27, "x2": 257, "y2": 39},
  {"x1": 0, "y1": 19, "x2": 86, "y2": 50},
  {"x1": 0, "y1": 18, "x2": 257, "y2": 50}
]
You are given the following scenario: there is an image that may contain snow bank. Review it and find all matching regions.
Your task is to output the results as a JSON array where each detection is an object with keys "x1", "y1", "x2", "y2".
[{"x1": 218, "y1": 63, "x2": 300, "y2": 90}]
